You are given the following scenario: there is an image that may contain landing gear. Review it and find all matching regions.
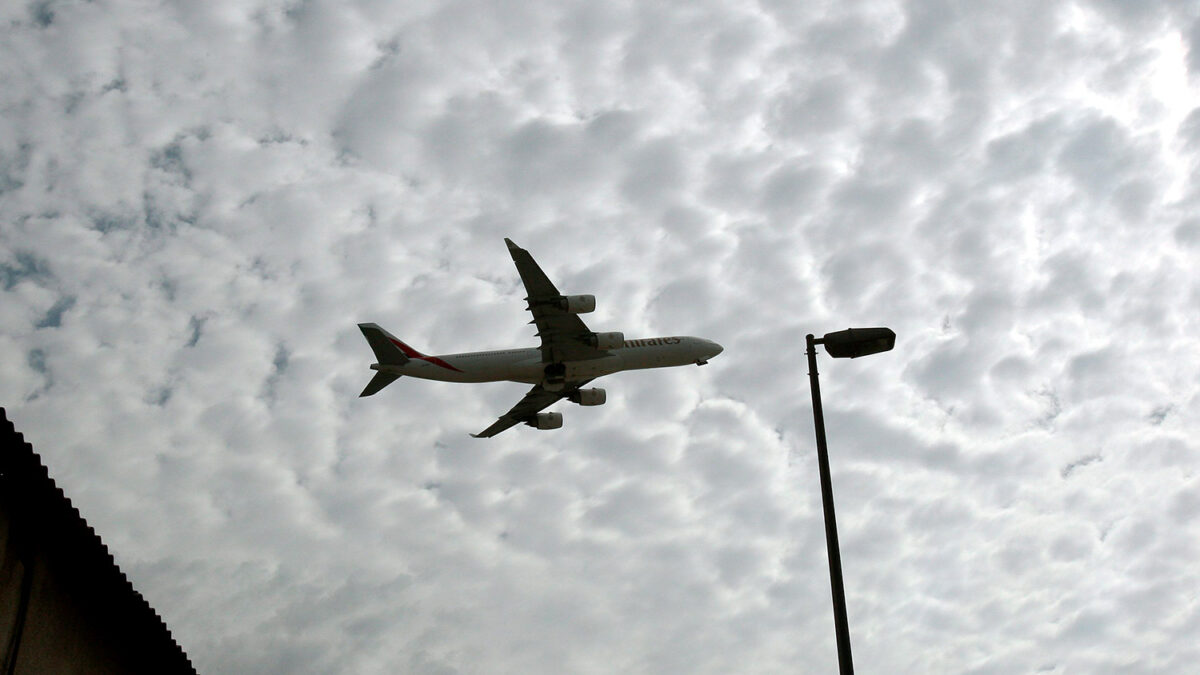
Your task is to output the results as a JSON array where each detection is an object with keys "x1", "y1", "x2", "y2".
[{"x1": 543, "y1": 362, "x2": 566, "y2": 391}]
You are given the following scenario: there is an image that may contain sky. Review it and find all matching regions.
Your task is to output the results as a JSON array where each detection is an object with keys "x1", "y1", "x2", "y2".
[{"x1": 3, "y1": 0, "x2": 1200, "y2": 672}]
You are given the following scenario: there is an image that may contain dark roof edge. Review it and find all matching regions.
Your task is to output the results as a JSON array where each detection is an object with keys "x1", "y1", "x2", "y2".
[{"x1": 1, "y1": 407, "x2": 197, "y2": 674}]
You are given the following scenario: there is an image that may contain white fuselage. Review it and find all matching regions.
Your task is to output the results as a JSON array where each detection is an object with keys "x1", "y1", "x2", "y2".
[{"x1": 372, "y1": 336, "x2": 722, "y2": 384}]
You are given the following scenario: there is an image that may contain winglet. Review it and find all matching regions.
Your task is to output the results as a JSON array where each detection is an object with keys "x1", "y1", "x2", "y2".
[
  {"x1": 470, "y1": 415, "x2": 519, "y2": 439},
  {"x1": 504, "y1": 237, "x2": 523, "y2": 261}
]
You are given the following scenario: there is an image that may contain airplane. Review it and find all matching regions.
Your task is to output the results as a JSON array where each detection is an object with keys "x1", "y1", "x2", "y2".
[{"x1": 357, "y1": 238, "x2": 724, "y2": 437}]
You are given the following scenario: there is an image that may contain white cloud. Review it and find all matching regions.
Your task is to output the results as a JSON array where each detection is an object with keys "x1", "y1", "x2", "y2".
[{"x1": 4, "y1": 0, "x2": 1200, "y2": 672}]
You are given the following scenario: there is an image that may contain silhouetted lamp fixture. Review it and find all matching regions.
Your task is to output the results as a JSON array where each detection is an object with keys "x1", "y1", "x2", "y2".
[
  {"x1": 805, "y1": 326, "x2": 896, "y2": 675},
  {"x1": 819, "y1": 327, "x2": 897, "y2": 359}
]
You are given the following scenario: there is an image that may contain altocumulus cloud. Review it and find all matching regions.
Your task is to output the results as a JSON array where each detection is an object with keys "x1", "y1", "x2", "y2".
[{"x1": 3, "y1": 0, "x2": 1200, "y2": 673}]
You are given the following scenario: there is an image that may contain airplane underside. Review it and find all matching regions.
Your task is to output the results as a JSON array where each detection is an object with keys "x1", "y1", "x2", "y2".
[{"x1": 358, "y1": 238, "x2": 722, "y2": 436}]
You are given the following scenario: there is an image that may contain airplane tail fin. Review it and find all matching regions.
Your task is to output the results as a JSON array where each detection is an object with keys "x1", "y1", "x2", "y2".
[
  {"x1": 358, "y1": 323, "x2": 421, "y2": 397},
  {"x1": 358, "y1": 323, "x2": 420, "y2": 364}
]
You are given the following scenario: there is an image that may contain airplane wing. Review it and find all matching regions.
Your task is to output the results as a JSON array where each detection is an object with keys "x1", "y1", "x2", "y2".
[
  {"x1": 470, "y1": 380, "x2": 591, "y2": 438},
  {"x1": 505, "y1": 238, "x2": 610, "y2": 363}
]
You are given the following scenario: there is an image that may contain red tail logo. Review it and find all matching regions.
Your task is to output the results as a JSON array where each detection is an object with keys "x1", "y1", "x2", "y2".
[{"x1": 390, "y1": 338, "x2": 462, "y2": 372}]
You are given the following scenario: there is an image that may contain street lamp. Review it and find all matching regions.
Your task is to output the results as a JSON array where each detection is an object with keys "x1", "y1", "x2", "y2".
[{"x1": 805, "y1": 327, "x2": 895, "y2": 675}]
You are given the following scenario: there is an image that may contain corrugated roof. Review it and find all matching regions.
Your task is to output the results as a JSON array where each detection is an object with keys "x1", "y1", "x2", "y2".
[{"x1": 1, "y1": 407, "x2": 197, "y2": 673}]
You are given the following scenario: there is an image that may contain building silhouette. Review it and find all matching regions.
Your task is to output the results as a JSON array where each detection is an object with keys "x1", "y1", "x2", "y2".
[{"x1": 1, "y1": 408, "x2": 196, "y2": 673}]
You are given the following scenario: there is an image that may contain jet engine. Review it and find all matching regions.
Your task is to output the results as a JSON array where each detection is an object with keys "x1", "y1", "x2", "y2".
[
  {"x1": 527, "y1": 412, "x2": 564, "y2": 430},
  {"x1": 568, "y1": 388, "x2": 606, "y2": 406},
  {"x1": 557, "y1": 294, "x2": 596, "y2": 314},
  {"x1": 586, "y1": 331, "x2": 624, "y2": 350}
]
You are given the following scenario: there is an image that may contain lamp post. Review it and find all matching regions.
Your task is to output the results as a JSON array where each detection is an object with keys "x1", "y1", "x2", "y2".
[{"x1": 805, "y1": 327, "x2": 895, "y2": 675}]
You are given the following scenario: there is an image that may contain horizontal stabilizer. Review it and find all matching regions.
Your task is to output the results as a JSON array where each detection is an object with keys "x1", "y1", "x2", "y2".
[{"x1": 359, "y1": 371, "x2": 401, "y2": 397}]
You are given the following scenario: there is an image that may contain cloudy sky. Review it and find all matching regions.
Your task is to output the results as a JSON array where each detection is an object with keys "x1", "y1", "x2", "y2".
[{"x1": 4, "y1": 0, "x2": 1200, "y2": 672}]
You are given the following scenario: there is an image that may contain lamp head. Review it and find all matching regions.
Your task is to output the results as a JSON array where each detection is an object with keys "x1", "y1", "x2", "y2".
[{"x1": 821, "y1": 327, "x2": 896, "y2": 358}]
